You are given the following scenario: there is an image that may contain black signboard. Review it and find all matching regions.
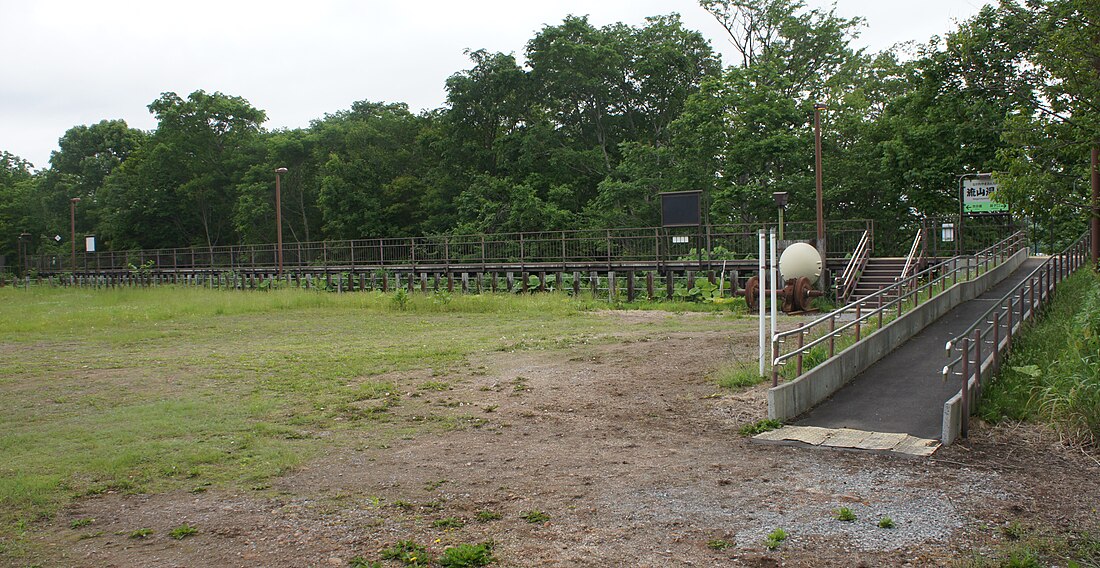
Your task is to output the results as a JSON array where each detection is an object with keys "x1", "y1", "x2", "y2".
[{"x1": 659, "y1": 191, "x2": 702, "y2": 227}]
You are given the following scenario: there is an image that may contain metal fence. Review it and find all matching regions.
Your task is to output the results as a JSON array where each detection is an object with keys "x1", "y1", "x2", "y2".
[{"x1": 27, "y1": 220, "x2": 873, "y2": 274}]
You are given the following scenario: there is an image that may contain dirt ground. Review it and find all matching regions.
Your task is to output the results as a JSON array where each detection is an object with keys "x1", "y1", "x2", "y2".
[{"x1": 33, "y1": 311, "x2": 1100, "y2": 567}]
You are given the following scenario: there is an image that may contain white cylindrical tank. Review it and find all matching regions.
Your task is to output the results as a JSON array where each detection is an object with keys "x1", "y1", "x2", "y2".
[{"x1": 779, "y1": 242, "x2": 821, "y2": 284}]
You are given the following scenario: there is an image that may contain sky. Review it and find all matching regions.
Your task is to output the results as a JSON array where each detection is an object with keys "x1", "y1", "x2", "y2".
[{"x1": 0, "y1": 0, "x2": 992, "y2": 170}]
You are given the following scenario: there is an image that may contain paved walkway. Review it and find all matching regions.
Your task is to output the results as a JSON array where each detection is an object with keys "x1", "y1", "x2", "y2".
[{"x1": 786, "y1": 258, "x2": 1044, "y2": 442}]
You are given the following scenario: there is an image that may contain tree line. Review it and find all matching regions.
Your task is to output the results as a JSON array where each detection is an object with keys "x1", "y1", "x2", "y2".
[{"x1": 1, "y1": 0, "x2": 1097, "y2": 268}]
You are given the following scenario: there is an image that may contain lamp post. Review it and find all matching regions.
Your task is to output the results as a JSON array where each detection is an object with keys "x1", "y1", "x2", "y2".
[
  {"x1": 813, "y1": 102, "x2": 827, "y2": 260},
  {"x1": 18, "y1": 232, "x2": 30, "y2": 277},
  {"x1": 69, "y1": 197, "x2": 81, "y2": 271},
  {"x1": 773, "y1": 191, "x2": 789, "y2": 240},
  {"x1": 275, "y1": 167, "x2": 288, "y2": 276}
]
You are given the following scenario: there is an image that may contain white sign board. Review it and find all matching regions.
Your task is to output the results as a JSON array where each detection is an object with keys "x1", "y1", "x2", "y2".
[
  {"x1": 672, "y1": 236, "x2": 689, "y2": 244},
  {"x1": 962, "y1": 177, "x2": 1008, "y2": 214},
  {"x1": 85, "y1": 236, "x2": 96, "y2": 252}
]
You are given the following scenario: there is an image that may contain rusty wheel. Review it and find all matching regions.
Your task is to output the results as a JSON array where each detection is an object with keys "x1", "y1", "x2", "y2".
[
  {"x1": 744, "y1": 276, "x2": 759, "y2": 312},
  {"x1": 793, "y1": 276, "x2": 813, "y2": 312}
]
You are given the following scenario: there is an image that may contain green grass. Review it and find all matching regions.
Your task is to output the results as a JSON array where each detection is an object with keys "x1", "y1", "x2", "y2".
[
  {"x1": 438, "y1": 542, "x2": 495, "y2": 568},
  {"x1": 0, "y1": 286, "x2": 747, "y2": 564},
  {"x1": 712, "y1": 363, "x2": 765, "y2": 389},
  {"x1": 834, "y1": 507, "x2": 856, "y2": 522},
  {"x1": 981, "y1": 269, "x2": 1100, "y2": 447},
  {"x1": 738, "y1": 419, "x2": 783, "y2": 437},
  {"x1": 765, "y1": 527, "x2": 788, "y2": 550}
]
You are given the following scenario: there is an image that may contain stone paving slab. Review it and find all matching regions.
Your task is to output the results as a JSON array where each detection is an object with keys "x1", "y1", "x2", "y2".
[{"x1": 753, "y1": 425, "x2": 940, "y2": 456}]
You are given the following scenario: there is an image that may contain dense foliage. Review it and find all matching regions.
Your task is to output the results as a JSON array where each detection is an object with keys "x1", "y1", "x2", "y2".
[{"x1": 2, "y1": 0, "x2": 1097, "y2": 266}]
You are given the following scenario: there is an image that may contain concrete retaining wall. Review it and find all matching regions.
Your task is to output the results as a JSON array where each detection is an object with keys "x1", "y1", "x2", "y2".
[{"x1": 768, "y1": 249, "x2": 1028, "y2": 423}]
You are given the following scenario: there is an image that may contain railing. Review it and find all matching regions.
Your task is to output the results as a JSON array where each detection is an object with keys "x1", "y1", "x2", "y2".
[
  {"x1": 940, "y1": 231, "x2": 1091, "y2": 439},
  {"x1": 770, "y1": 231, "x2": 1028, "y2": 386},
  {"x1": 27, "y1": 220, "x2": 873, "y2": 274},
  {"x1": 898, "y1": 228, "x2": 926, "y2": 281},
  {"x1": 836, "y1": 229, "x2": 871, "y2": 303}
]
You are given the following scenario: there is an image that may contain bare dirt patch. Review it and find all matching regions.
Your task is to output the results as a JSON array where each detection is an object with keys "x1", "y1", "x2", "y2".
[{"x1": 36, "y1": 313, "x2": 1100, "y2": 567}]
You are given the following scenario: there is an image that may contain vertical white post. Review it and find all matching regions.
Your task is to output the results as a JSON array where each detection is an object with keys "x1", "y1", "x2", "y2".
[
  {"x1": 770, "y1": 229, "x2": 778, "y2": 361},
  {"x1": 759, "y1": 229, "x2": 766, "y2": 377}
]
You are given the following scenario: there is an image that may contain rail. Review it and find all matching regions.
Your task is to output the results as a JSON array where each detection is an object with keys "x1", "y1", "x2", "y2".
[
  {"x1": 940, "y1": 231, "x2": 1091, "y2": 439},
  {"x1": 836, "y1": 229, "x2": 871, "y2": 303},
  {"x1": 25, "y1": 220, "x2": 873, "y2": 275},
  {"x1": 898, "y1": 228, "x2": 926, "y2": 281},
  {"x1": 770, "y1": 231, "x2": 1028, "y2": 387}
]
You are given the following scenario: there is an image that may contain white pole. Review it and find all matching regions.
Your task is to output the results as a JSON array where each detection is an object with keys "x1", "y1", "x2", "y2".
[
  {"x1": 770, "y1": 229, "x2": 778, "y2": 365},
  {"x1": 758, "y1": 229, "x2": 766, "y2": 377}
]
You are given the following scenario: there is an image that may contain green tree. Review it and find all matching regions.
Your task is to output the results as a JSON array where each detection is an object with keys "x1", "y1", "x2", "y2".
[{"x1": 99, "y1": 90, "x2": 266, "y2": 249}]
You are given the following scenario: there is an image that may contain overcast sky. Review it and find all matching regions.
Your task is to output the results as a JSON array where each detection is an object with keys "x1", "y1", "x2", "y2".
[{"x1": 1, "y1": 0, "x2": 991, "y2": 170}]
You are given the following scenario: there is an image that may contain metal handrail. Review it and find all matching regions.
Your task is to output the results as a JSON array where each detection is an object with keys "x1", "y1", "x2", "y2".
[
  {"x1": 837, "y1": 229, "x2": 871, "y2": 302},
  {"x1": 770, "y1": 231, "x2": 1028, "y2": 386},
  {"x1": 898, "y1": 228, "x2": 925, "y2": 281},
  {"x1": 939, "y1": 231, "x2": 1089, "y2": 440},
  {"x1": 942, "y1": 231, "x2": 1090, "y2": 373}
]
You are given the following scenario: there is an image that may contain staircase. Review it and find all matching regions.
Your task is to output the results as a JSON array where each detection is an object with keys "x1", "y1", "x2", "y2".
[{"x1": 850, "y1": 257, "x2": 907, "y2": 301}]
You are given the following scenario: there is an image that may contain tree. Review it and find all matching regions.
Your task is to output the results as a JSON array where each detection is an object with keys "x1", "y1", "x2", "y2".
[
  {"x1": 99, "y1": 90, "x2": 266, "y2": 249},
  {"x1": 0, "y1": 152, "x2": 40, "y2": 269}
]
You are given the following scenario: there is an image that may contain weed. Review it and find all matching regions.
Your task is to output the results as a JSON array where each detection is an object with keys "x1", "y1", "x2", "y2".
[
  {"x1": 380, "y1": 540, "x2": 429, "y2": 566},
  {"x1": 765, "y1": 528, "x2": 787, "y2": 550},
  {"x1": 169, "y1": 523, "x2": 198, "y2": 540},
  {"x1": 424, "y1": 479, "x2": 448, "y2": 491},
  {"x1": 738, "y1": 419, "x2": 783, "y2": 436},
  {"x1": 69, "y1": 518, "x2": 94, "y2": 529},
  {"x1": 433, "y1": 517, "x2": 465, "y2": 529},
  {"x1": 1003, "y1": 521, "x2": 1026, "y2": 541},
  {"x1": 707, "y1": 539, "x2": 732, "y2": 550},
  {"x1": 420, "y1": 381, "x2": 451, "y2": 392},
  {"x1": 714, "y1": 364, "x2": 764, "y2": 390},
  {"x1": 521, "y1": 510, "x2": 550, "y2": 524},
  {"x1": 475, "y1": 510, "x2": 502, "y2": 522},
  {"x1": 438, "y1": 541, "x2": 495, "y2": 567},
  {"x1": 878, "y1": 516, "x2": 896, "y2": 529},
  {"x1": 77, "y1": 531, "x2": 103, "y2": 540},
  {"x1": 391, "y1": 289, "x2": 410, "y2": 311},
  {"x1": 483, "y1": 405, "x2": 498, "y2": 413},
  {"x1": 348, "y1": 557, "x2": 382, "y2": 568},
  {"x1": 835, "y1": 507, "x2": 857, "y2": 522},
  {"x1": 391, "y1": 500, "x2": 415, "y2": 510},
  {"x1": 129, "y1": 528, "x2": 153, "y2": 539},
  {"x1": 511, "y1": 377, "x2": 530, "y2": 393}
]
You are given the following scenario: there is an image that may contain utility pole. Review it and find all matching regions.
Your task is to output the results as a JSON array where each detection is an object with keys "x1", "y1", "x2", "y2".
[{"x1": 70, "y1": 197, "x2": 81, "y2": 271}]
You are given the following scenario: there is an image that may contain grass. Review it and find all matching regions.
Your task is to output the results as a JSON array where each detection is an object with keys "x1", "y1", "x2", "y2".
[
  {"x1": 958, "y1": 528, "x2": 1100, "y2": 568},
  {"x1": 834, "y1": 507, "x2": 856, "y2": 522},
  {"x1": 0, "y1": 286, "x2": 748, "y2": 564},
  {"x1": 765, "y1": 528, "x2": 788, "y2": 550},
  {"x1": 521, "y1": 510, "x2": 550, "y2": 524},
  {"x1": 438, "y1": 542, "x2": 495, "y2": 568},
  {"x1": 475, "y1": 510, "x2": 502, "y2": 522},
  {"x1": 169, "y1": 523, "x2": 198, "y2": 540},
  {"x1": 981, "y1": 269, "x2": 1100, "y2": 448},
  {"x1": 432, "y1": 517, "x2": 465, "y2": 529},
  {"x1": 878, "y1": 516, "x2": 895, "y2": 529},
  {"x1": 738, "y1": 419, "x2": 783, "y2": 437},
  {"x1": 713, "y1": 363, "x2": 765, "y2": 390},
  {"x1": 706, "y1": 538, "x2": 732, "y2": 550}
]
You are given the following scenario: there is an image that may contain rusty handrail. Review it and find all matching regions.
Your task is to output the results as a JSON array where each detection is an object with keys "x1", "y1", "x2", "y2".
[{"x1": 837, "y1": 229, "x2": 871, "y2": 303}]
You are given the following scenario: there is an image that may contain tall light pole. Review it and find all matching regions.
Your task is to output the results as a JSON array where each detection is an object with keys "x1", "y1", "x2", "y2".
[
  {"x1": 275, "y1": 167, "x2": 288, "y2": 276},
  {"x1": 70, "y1": 197, "x2": 81, "y2": 271},
  {"x1": 773, "y1": 191, "x2": 788, "y2": 240},
  {"x1": 18, "y1": 232, "x2": 29, "y2": 277},
  {"x1": 813, "y1": 102, "x2": 827, "y2": 261}
]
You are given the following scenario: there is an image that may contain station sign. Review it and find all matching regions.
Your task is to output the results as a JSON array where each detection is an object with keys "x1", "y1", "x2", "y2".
[{"x1": 962, "y1": 176, "x2": 1008, "y2": 214}]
